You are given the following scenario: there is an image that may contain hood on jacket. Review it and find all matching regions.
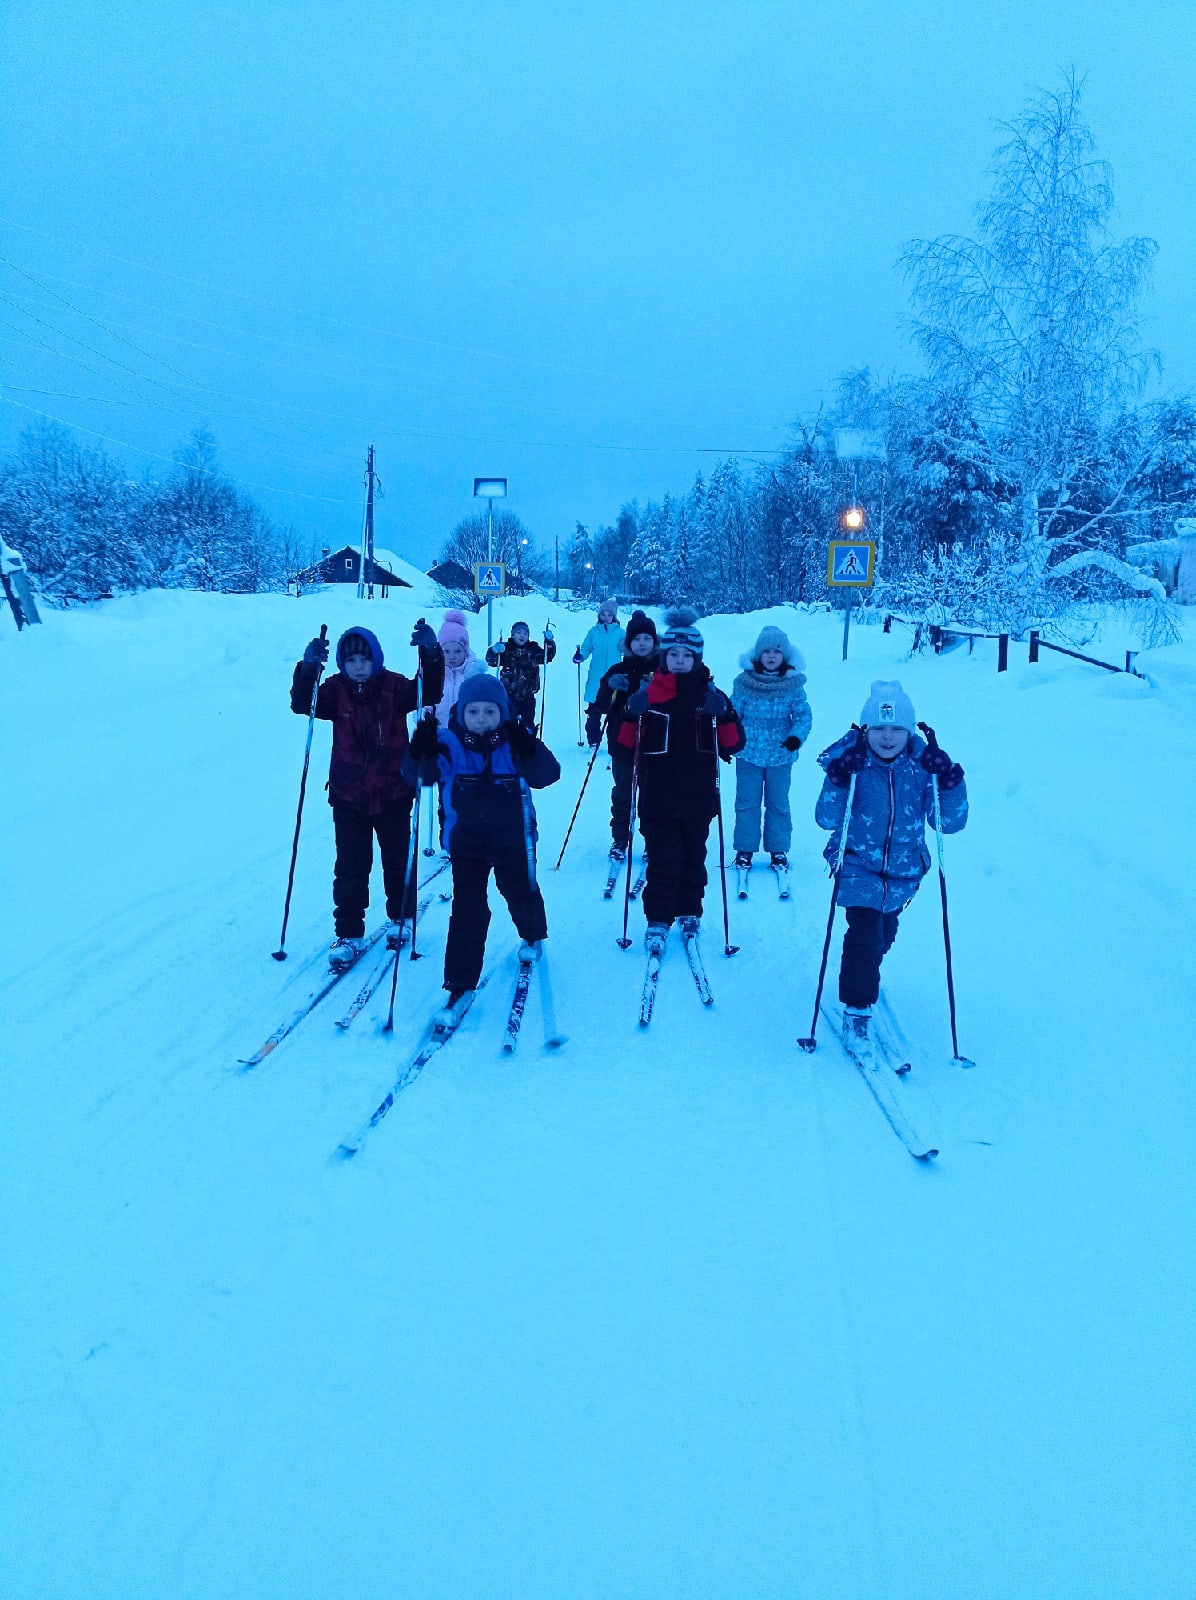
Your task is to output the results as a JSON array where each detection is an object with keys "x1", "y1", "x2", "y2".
[{"x1": 336, "y1": 626, "x2": 385, "y2": 673}]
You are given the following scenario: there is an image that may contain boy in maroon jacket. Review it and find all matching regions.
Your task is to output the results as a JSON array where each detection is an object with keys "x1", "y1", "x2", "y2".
[{"x1": 291, "y1": 622, "x2": 444, "y2": 969}]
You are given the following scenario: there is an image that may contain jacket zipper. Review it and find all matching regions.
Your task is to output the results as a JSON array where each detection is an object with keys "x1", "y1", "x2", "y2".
[{"x1": 880, "y1": 762, "x2": 895, "y2": 877}]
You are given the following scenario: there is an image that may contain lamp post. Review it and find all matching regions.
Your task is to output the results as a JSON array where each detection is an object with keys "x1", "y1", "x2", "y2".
[{"x1": 473, "y1": 477, "x2": 507, "y2": 646}]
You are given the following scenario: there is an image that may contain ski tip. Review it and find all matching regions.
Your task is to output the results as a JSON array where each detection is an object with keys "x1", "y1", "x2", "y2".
[
  {"x1": 916, "y1": 1148, "x2": 939, "y2": 1161},
  {"x1": 896, "y1": 1061, "x2": 912, "y2": 1076}
]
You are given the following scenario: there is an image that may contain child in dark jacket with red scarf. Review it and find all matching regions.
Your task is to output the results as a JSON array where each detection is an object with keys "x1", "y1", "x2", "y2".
[
  {"x1": 292, "y1": 622, "x2": 444, "y2": 970},
  {"x1": 617, "y1": 608, "x2": 744, "y2": 954}
]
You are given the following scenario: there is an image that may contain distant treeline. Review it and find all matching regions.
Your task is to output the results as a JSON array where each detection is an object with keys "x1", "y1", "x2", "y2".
[{"x1": 0, "y1": 424, "x2": 310, "y2": 603}]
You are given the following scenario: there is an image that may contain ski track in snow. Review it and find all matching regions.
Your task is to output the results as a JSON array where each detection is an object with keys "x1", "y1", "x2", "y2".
[{"x1": 2, "y1": 588, "x2": 1194, "y2": 1600}]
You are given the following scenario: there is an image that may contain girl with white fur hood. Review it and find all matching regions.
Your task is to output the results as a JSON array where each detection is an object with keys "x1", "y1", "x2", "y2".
[{"x1": 730, "y1": 624, "x2": 812, "y2": 871}]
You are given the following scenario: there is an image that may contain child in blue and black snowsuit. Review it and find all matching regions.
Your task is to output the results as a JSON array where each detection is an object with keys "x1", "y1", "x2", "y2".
[
  {"x1": 815, "y1": 680, "x2": 967, "y2": 1054},
  {"x1": 730, "y1": 623, "x2": 812, "y2": 875},
  {"x1": 407, "y1": 673, "x2": 560, "y2": 1011}
]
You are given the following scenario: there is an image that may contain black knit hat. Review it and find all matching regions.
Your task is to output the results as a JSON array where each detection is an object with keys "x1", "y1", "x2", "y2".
[{"x1": 624, "y1": 609, "x2": 658, "y2": 648}]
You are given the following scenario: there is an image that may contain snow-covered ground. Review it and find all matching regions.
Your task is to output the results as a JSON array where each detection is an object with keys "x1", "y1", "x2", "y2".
[{"x1": 2, "y1": 588, "x2": 1194, "y2": 1599}]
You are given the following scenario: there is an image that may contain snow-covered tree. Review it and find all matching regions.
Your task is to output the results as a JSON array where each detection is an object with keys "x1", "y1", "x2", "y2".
[{"x1": 901, "y1": 74, "x2": 1162, "y2": 621}]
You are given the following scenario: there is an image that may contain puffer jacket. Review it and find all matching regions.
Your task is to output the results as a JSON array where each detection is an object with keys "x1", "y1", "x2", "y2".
[
  {"x1": 616, "y1": 663, "x2": 745, "y2": 821},
  {"x1": 593, "y1": 649, "x2": 659, "y2": 750},
  {"x1": 406, "y1": 712, "x2": 560, "y2": 857},
  {"x1": 814, "y1": 729, "x2": 967, "y2": 912},
  {"x1": 290, "y1": 627, "x2": 445, "y2": 815},
  {"x1": 731, "y1": 656, "x2": 812, "y2": 768},
  {"x1": 485, "y1": 636, "x2": 556, "y2": 704},
  {"x1": 434, "y1": 648, "x2": 483, "y2": 727},
  {"x1": 577, "y1": 622, "x2": 625, "y2": 702}
]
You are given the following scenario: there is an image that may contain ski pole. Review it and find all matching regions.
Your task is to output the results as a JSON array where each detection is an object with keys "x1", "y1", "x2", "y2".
[
  {"x1": 537, "y1": 618, "x2": 553, "y2": 739},
  {"x1": 273, "y1": 623, "x2": 327, "y2": 960},
  {"x1": 383, "y1": 677, "x2": 428, "y2": 1033},
  {"x1": 712, "y1": 723, "x2": 739, "y2": 957},
  {"x1": 423, "y1": 795, "x2": 435, "y2": 857},
  {"x1": 616, "y1": 724, "x2": 642, "y2": 950},
  {"x1": 552, "y1": 710, "x2": 610, "y2": 869},
  {"x1": 918, "y1": 722, "x2": 973, "y2": 1067},
  {"x1": 576, "y1": 656, "x2": 584, "y2": 745},
  {"x1": 797, "y1": 770, "x2": 857, "y2": 1051}
]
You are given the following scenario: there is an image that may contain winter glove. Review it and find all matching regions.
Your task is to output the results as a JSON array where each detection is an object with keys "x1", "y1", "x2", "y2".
[
  {"x1": 782, "y1": 735, "x2": 802, "y2": 752},
  {"x1": 408, "y1": 712, "x2": 442, "y2": 760},
  {"x1": 491, "y1": 638, "x2": 506, "y2": 655},
  {"x1": 544, "y1": 626, "x2": 554, "y2": 641},
  {"x1": 825, "y1": 728, "x2": 867, "y2": 788},
  {"x1": 607, "y1": 672, "x2": 630, "y2": 693},
  {"x1": 916, "y1": 721, "x2": 964, "y2": 790},
  {"x1": 303, "y1": 635, "x2": 329, "y2": 666},
  {"x1": 700, "y1": 688, "x2": 731, "y2": 716},
  {"x1": 409, "y1": 618, "x2": 438, "y2": 651},
  {"x1": 503, "y1": 719, "x2": 537, "y2": 756},
  {"x1": 624, "y1": 689, "x2": 650, "y2": 716},
  {"x1": 572, "y1": 648, "x2": 584, "y2": 664}
]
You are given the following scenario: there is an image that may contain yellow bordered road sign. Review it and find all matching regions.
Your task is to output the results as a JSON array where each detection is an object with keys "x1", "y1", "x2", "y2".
[
  {"x1": 827, "y1": 541, "x2": 876, "y2": 586},
  {"x1": 474, "y1": 562, "x2": 506, "y2": 598}
]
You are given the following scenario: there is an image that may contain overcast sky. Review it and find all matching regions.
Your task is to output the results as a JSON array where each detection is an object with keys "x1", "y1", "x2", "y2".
[{"x1": 2, "y1": 0, "x2": 1193, "y2": 567}]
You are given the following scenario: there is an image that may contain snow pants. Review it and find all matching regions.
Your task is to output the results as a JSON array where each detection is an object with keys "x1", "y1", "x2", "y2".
[
  {"x1": 609, "y1": 742, "x2": 635, "y2": 852},
  {"x1": 508, "y1": 689, "x2": 537, "y2": 730},
  {"x1": 732, "y1": 759, "x2": 793, "y2": 855},
  {"x1": 332, "y1": 798, "x2": 415, "y2": 938},
  {"x1": 584, "y1": 703, "x2": 603, "y2": 747},
  {"x1": 639, "y1": 814, "x2": 711, "y2": 925},
  {"x1": 838, "y1": 904, "x2": 902, "y2": 1008},
  {"x1": 443, "y1": 848, "x2": 548, "y2": 992}
]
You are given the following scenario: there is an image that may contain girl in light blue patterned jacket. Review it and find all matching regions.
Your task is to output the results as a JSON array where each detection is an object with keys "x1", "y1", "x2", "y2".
[
  {"x1": 730, "y1": 624, "x2": 812, "y2": 872},
  {"x1": 815, "y1": 679, "x2": 967, "y2": 1055}
]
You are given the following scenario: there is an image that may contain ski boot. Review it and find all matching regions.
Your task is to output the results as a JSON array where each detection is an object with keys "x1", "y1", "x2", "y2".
[
  {"x1": 842, "y1": 1005, "x2": 874, "y2": 1064},
  {"x1": 734, "y1": 851, "x2": 753, "y2": 870},
  {"x1": 678, "y1": 915, "x2": 701, "y2": 940},
  {"x1": 384, "y1": 918, "x2": 412, "y2": 951},
  {"x1": 432, "y1": 988, "x2": 474, "y2": 1036},
  {"x1": 769, "y1": 852, "x2": 788, "y2": 870},
  {"x1": 517, "y1": 938, "x2": 543, "y2": 964},
  {"x1": 644, "y1": 921, "x2": 669, "y2": 957},
  {"x1": 328, "y1": 936, "x2": 367, "y2": 972}
]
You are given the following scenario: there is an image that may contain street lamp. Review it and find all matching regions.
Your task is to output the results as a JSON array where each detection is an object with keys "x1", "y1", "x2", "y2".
[
  {"x1": 840, "y1": 506, "x2": 867, "y2": 532},
  {"x1": 473, "y1": 476, "x2": 507, "y2": 645}
]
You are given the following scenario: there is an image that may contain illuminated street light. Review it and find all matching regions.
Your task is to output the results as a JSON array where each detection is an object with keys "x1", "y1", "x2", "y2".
[{"x1": 840, "y1": 506, "x2": 867, "y2": 532}]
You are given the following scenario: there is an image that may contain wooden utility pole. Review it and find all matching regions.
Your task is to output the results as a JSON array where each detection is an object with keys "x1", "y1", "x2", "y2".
[{"x1": 357, "y1": 444, "x2": 377, "y2": 600}]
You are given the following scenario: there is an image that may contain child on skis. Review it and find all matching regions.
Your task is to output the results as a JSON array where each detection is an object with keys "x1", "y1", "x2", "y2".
[
  {"x1": 731, "y1": 624, "x2": 812, "y2": 882},
  {"x1": 407, "y1": 673, "x2": 561, "y2": 1024},
  {"x1": 291, "y1": 621, "x2": 444, "y2": 970},
  {"x1": 617, "y1": 608, "x2": 744, "y2": 953},
  {"x1": 573, "y1": 599, "x2": 625, "y2": 747},
  {"x1": 433, "y1": 609, "x2": 481, "y2": 726},
  {"x1": 592, "y1": 609, "x2": 659, "y2": 868},
  {"x1": 485, "y1": 620, "x2": 556, "y2": 729},
  {"x1": 814, "y1": 680, "x2": 967, "y2": 1056}
]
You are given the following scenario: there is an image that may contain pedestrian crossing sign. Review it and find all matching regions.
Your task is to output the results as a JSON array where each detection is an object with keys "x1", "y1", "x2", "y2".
[
  {"x1": 474, "y1": 562, "x2": 506, "y2": 597},
  {"x1": 827, "y1": 540, "x2": 875, "y2": 587}
]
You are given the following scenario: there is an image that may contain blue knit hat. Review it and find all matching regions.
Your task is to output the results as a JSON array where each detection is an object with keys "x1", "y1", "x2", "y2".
[{"x1": 457, "y1": 672, "x2": 511, "y2": 719}]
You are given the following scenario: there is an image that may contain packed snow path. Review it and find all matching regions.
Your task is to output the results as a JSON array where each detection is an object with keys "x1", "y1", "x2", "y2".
[{"x1": 3, "y1": 589, "x2": 1194, "y2": 1598}]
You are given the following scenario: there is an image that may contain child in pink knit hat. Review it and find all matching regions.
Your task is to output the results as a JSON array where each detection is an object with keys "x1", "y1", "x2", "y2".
[{"x1": 433, "y1": 609, "x2": 482, "y2": 728}]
